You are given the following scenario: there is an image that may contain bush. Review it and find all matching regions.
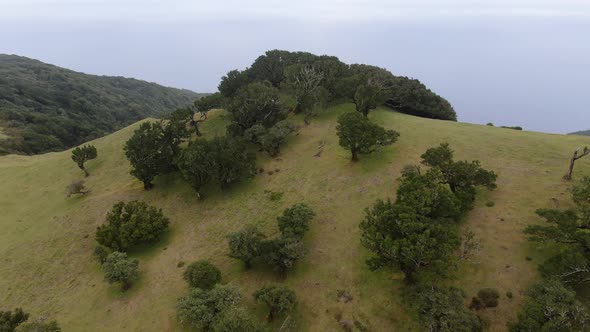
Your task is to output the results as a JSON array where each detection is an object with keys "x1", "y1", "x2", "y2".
[
  {"x1": 253, "y1": 285, "x2": 297, "y2": 322},
  {"x1": 93, "y1": 244, "x2": 112, "y2": 264},
  {"x1": 176, "y1": 286, "x2": 241, "y2": 330},
  {"x1": 183, "y1": 261, "x2": 222, "y2": 289},
  {"x1": 277, "y1": 203, "x2": 315, "y2": 239},
  {"x1": 264, "y1": 237, "x2": 306, "y2": 276},
  {"x1": 486, "y1": 201, "x2": 495, "y2": 207},
  {"x1": 95, "y1": 200, "x2": 169, "y2": 251},
  {"x1": 486, "y1": 123, "x2": 494, "y2": 126},
  {"x1": 102, "y1": 252, "x2": 139, "y2": 291},
  {"x1": 211, "y1": 307, "x2": 261, "y2": 332},
  {"x1": 65, "y1": 180, "x2": 88, "y2": 197},
  {"x1": 477, "y1": 288, "x2": 500, "y2": 308},
  {"x1": 0, "y1": 308, "x2": 29, "y2": 331},
  {"x1": 506, "y1": 291, "x2": 513, "y2": 299},
  {"x1": 227, "y1": 225, "x2": 266, "y2": 269}
]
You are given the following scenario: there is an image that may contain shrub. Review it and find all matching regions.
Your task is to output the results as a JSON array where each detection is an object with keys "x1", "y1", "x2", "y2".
[
  {"x1": 176, "y1": 286, "x2": 241, "y2": 329},
  {"x1": 277, "y1": 203, "x2": 315, "y2": 239},
  {"x1": 227, "y1": 225, "x2": 266, "y2": 269},
  {"x1": 0, "y1": 308, "x2": 29, "y2": 331},
  {"x1": 506, "y1": 291, "x2": 513, "y2": 299},
  {"x1": 93, "y1": 244, "x2": 112, "y2": 264},
  {"x1": 253, "y1": 285, "x2": 297, "y2": 322},
  {"x1": 211, "y1": 307, "x2": 261, "y2": 332},
  {"x1": 95, "y1": 200, "x2": 169, "y2": 251},
  {"x1": 486, "y1": 123, "x2": 494, "y2": 126},
  {"x1": 486, "y1": 201, "x2": 495, "y2": 207},
  {"x1": 477, "y1": 288, "x2": 500, "y2": 308},
  {"x1": 264, "y1": 237, "x2": 306, "y2": 276},
  {"x1": 183, "y1": 260, "x2": 222, "y2": 290},
  {"x1": 65, "y1": 180, "x2": 88, "y2": 197},
  {"x1": 102, "y1": 252, "x2": 139, "y2": 291}
]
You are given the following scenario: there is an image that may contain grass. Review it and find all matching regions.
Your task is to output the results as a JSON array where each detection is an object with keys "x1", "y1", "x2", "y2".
[{"x1": 1, "y1": 104, "x2": 590, "y2": 331}]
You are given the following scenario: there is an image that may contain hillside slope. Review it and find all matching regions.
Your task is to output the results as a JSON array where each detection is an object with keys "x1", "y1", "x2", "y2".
[
  {"x1": 569, "y1": 129, "x2": 590, "y2": 136},
  {"x1": 1, "y1": 104, "x2": 589, "y2": 331},
  {"x1": 0, "y1": 54, "x2": 201, "y2": 155}
]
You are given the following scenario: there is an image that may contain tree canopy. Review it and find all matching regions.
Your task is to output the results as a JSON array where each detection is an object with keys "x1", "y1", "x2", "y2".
[
  {"x1": 71, "y1": 144, "x2": 97, "y2": 177},
  {"x1": 336, "y1": 112, "x2": 399, "y2": 161}
]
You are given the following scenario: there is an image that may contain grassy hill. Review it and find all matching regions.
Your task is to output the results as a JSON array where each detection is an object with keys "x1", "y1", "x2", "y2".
[
  {"x1": 569, "y1": 129, "x2": 590, "y2": 136},
  {"x1": 0, "y1": 54, "x2": 201, "y2": 155},
  {"x1": 1, "y1": 104, "x2": 590, "y2": 331}
]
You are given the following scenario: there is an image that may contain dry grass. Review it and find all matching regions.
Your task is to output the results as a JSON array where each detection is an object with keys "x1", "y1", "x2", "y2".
[{"x1": 1, "y1": 104, "x2": 589, "y2": 331}]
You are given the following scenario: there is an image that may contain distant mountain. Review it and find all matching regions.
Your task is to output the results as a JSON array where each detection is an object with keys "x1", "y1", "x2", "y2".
[
  {"x1": 569, "y1": 130, "x2": 590, "y2": 136},
  {"x1": 0, "y1": 54, "x2": 201, "y2": 155}
]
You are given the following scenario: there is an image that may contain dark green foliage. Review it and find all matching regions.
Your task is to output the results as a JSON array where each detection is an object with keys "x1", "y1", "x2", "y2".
[
  {"x1": 477, "y1": 288, "x2": 500, "y2": 308},
  {"x1": 506, "y1": 291, "x2": 513, "y2": 299},
  {"x1": 360, "y1": 199, "x2": 459, "y2": 283},
  {"x1": 94, "y1": 244, "x2": 112, "y2": 264},
  {"x1": 95, "y1": 200, "x2": 169, "y2": 251},
  {"x1": 102, "y1": 251, "x2": 139, "y2": 291},
  {"x1": 225, "y1": 82, "x2": 287, "y2": 136},
  {"x1": 0, "y1": 54, "x2": 198, "y2": 155},
  {"x1": 176, "y1": 285, "x2": 241, "y2": 329},
  {"x1": 569, "y1": 129, "x2": 590, "y2": 136},
  {"x1": 500, "y1": 126, "x2": 523, "y2": 130},
  {"x1": 191, "y1": 93, "x2": 224, "y2": 136},
  {"x1": 284, "y1": 64, "x2": 327, "y2": 123},
  {"x1": 15, "y1": 320, "x2": 61, "y2": 332},
  {"x1": 264, "y1": 237, "x2": 306, "y2": 275},
  {"x1": 402, "y1": 286, "x2": 482, "y2": 332},
  {"x1": 227, "y1": 225, "x2": 267, "y2": 269},
  {"x1": 244, "y1": 120, "x2": 297, "y2": 156},
  {"x1": 211, "y1": 307, "x2": 261, "y2": 332},
  {"x1": 70, "y1": 144, "x2": 97, "y2": 177},
  {"x1": 218, "y1": 70, "x2": 250, "y2": 98},
  {"x1": 539, "y1": 249, "x2": 590, "y2": 285},
  {"x1": 183, "y1": 261, "x2": 222, "y2": 290},
  {"x1": 386, "y1": 76, "x2": 457, "y2": 121},
  {"x1": 277, "y1": 203, "x2": 315, "y2": 239},
  {"x1": 177, "y1": 136, "x2": 257, "y2": 196},
  {"x1": 336, "y1": 112, "x2": 400, "y2": 161},
  {"x1": 421, "y1": 143, "x2": 497, "y2": 211},
  {"x1": 124, "y1": 121, "x2": 183, "y2": 190},
  {"x1": 253, "y1": 285, "x2": 297, "y2": 322},
  {"x1": 0, "y1": 308, "x2": 29, "y2": 332},
  {"x1": 509, "y1": 279, "x2": 589, "y2": 332},
  {"x1": 486, "y1": 123, "x2": 494, "y2": 126}
]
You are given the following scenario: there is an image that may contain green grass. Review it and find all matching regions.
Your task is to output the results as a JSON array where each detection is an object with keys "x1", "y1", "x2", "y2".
[{"x1": 1, "y1": 104, "x2": 590, "y2": 331}]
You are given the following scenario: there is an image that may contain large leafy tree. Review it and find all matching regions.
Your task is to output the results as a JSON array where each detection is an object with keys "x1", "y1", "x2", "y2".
[
  {"x1": 387, "y1": 76, "x2": 457, "y2": 121},
  {"x1": 176, "y1": 286, "x2": 241, "y2": 330},
  {"x1": 71, "y1": 144, "x2": 97, "y2": 177},
  {"x1": 509, "y1": 279, "x2": 589, "y2": 332},
  {"x1": 95, "y1": 200, "x2": 169, "y2": 251},
  {"x1": 336, "y1": 112, "x2": 399, "y2": 161},
  {"x1": 102, "y1": 251, "x2": 139, "y2": 291},
  {"x1": 227, "y1": 225, "x2": 267, "y2": 269},
  {"x1": 218, "y1": 69, "x2": 250, "y2": 98},
  {"x1": 277, "y1": 203, "x2": 315, "y2": 240},
  {"x1": 124, "y1": 121, "x2": 181, "y2": 190},
  {"x1": 253, "y1": 285, "x2": 297, "y2": 322},
  {"x1": 225, "y1": 83, "x2": 287, "y2": 136},
  {"x1": 347, "y1": 65, "x2": 394, "y2": 117},
  {"x1": 191, "y1": 93, "x2": 224, "y2": 136},
  {"x1": 284, "y1": 65, "x2": 326, "y2": 123}
]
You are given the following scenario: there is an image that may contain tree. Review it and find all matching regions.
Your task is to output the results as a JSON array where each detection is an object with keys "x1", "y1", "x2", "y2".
[
  {"x1": 244, "y1": 121, "x2": 297, "y2": 157},
  {"x1": 225, "y1": 82, "x2": 287, "y2": 136},
  {"x1": 15, "y1": 320, "x2": 61, "y2": 332},
  {"x1": 227, "y1": 225, "x2": 267, "y2": 269},
  {"x1": 65, "y1": 180, "x2": 89, "y2": 198},
  {"x1": 402, "y1": 286, "x2": 482, "y2": 332},
  {"x1": 284, "y1": 65, "x2": 325, "y2": 123},
  {"x1": 94, "y1": 244, "x2": 112, "y2": 265},
  {"x1": 124, "y1": 122, "x2": 178, "y2": 190},
  {"x1": 218, "y1": 69, "x2": 250, "y2": 98},
  {"x1": 176, "y1": 286, "x2": 241, "y2": 330},
  {"x1": 102, "y1": 251, "x2": 139, "y2": 291},
  {"x1": 564, "y1": 146, "x2": 590, "y2": 181},
  {"x1": 95, "y1": 201, "x2": 169, "y2": 251},
  {"x1": 347, "y1": 65, "x2": 394, "y2": 117},
  {"x1": 211, "y1": 307, "x2": 261, "y2": 332},
  {"x1": 336, "y1": 112, "x2": 399, "y2": 161},
  {"x1": 183, "y1": 260, "x2": 222, "y2": 290},
  {"x1": 71, "y1": 144, "x2": 97, "y2": 177},
  {"x1": 0, "y1": 308, "x2": 29, "y2": 332},
  {"x1": 176, "y1": 139, "x2": 213, "y2": 198},
  {"x1": 277, "y1": 203, "x2": 315, "y2": 239},
  {"x1": 509, "y1": 279, "x2": 589, "y2": 332},
  {"x1": 265, "y1": 237, "x2": 306, "y2": 276},
  {"x1": 359, "y1": 199, "x2": 459, "y2": 283},
  {"x1": 191, "y1": 93, "x2": 224, "y2": 136},
  {"x1": 253, "y1": 285, "x2": 297, "y2": 322},
  {"x1": 386, "y1": 76, "x2": 457, "y2": 121}
]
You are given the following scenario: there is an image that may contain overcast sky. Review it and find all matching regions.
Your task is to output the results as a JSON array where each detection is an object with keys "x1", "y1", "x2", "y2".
[{"x1": 1, "y1": 0, "x2": 589, "y2": 133}]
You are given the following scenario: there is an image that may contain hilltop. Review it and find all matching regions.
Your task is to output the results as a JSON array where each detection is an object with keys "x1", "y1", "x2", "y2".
[
  {"x1": 1, "y1": 104, "x2": 590, "y2": 331},
  {"x1": 0, "y1": 54, "x2": 201, "y2": 155},
  {"x1": 570, "y1": 129, "x2": 590, "y2": 136}
]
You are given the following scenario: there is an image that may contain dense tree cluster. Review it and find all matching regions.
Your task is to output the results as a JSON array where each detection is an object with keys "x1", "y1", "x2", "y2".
[
  {"x1": 0, "y1": 54, "x2": 198, "y2": 155},
  {"x1": 227, "y1": 203, "x2": 314, "y2": 276},
  {"x1": 95, "y1": 200, "x2": 169, "y2": 251}
]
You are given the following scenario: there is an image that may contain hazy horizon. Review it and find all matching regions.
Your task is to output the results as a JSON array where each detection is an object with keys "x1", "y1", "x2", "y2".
[{"x1": 1, "y1": 1, "x2": 589, "y2": 134}]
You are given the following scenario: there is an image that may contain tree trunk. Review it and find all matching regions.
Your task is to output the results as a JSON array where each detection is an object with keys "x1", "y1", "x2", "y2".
[
  {"x1": 244, "y1": 260, "x2": 252, "y2": 269},
  {"x1": 362, "y1": 109, "x2": 369, "y2": 118},
  {"x1": 564, "y1": 147, "x2": 590, "y2": 181},
  {"x1": 351, "y1": 149, "x2": 359, "y2": 162},
  {"x1": 194, "y1": 122, "x2": 202, "y2": 137},
  {"x1": 268, "y1": 310, "x2": 276, "y2": 322}
]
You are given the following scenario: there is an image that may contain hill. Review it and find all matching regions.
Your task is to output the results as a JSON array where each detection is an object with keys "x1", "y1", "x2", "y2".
[
  {"x1": 1, "y1": 104, "x2": 589, "y2": 331},
  {"x1": 0, "y1": 54, "x2": 201, "y2": 155},
  {"x1": 569, "y1": 129, "x2": 590, "y2": 136}
]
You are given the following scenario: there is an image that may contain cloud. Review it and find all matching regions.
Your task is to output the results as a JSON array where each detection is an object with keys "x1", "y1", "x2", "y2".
[{"x1": 2, "y1": 0, "x2": 589, "y2": 22}]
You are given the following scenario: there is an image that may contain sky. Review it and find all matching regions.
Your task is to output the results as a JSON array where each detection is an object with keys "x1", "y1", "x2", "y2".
[{"x1": 0, "y1": 0, "x2": 589, "y2": 133}]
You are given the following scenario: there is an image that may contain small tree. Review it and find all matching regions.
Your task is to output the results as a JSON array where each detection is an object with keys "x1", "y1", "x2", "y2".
[
  {"x1": 94, "y1": 244, "x2": 112, "y2": 265},
  {"x1": 211, "y1": 307, "x2": 261, "y2": 332},
  {"x1": 0, "y1": 308, "x2": 29, "y2": 331},
  {"x1": 176, "y1": 286, "x2": 242, "y2": 330},
  {"x1": 277, "y1": 203, "x2": 315, "y2": 239},
  {"x1": 336, "y1": 112, "x2": 399, "y2": 161},
  {"x1": 15, "y1": 320, "x2": 61, "y2": 332},
  {"x1": 509, "y1": 279, "x2": 589, "y2": 332},
  {"x1": 227, "y1": 225, "x2": 266, "y2": 269},
  {"x1": 253, "y1": 286, "x2": 297, "y2": 322},
  {"x1": 265, "y1": 237, "x2": 306, "y2": 276},
  {"x1": 564, "y1": 146, "x2": 590, "y2": 181},
  {"x1": 65, "y1": 180, "x2": 88, "y2": 197},
  {"x1": 96, "y1": 201, "x2": 169, "y2": 251},
  {"x1": 71, "y1": 144, "x2": 97, "y2": 177},
  {"x1": 183, "y1": 260, "x2": 222, "y2": 290},
  {"x1": 244, "y1": 121, "x2": 297, "y2": 157},
  {"x1": 102, "y1": 252, "x2": 139, "y2": 291}
]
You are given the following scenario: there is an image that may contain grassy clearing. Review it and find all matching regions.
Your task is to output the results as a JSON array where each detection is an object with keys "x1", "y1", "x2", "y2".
[{"x1": 1, "y1": 104, "x2": 589, "y2": 331}]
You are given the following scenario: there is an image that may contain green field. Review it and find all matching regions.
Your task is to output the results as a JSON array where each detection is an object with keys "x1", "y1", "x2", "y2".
[{"x1": 1, "y1": 104, "x2": 589, "y2": 331}]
